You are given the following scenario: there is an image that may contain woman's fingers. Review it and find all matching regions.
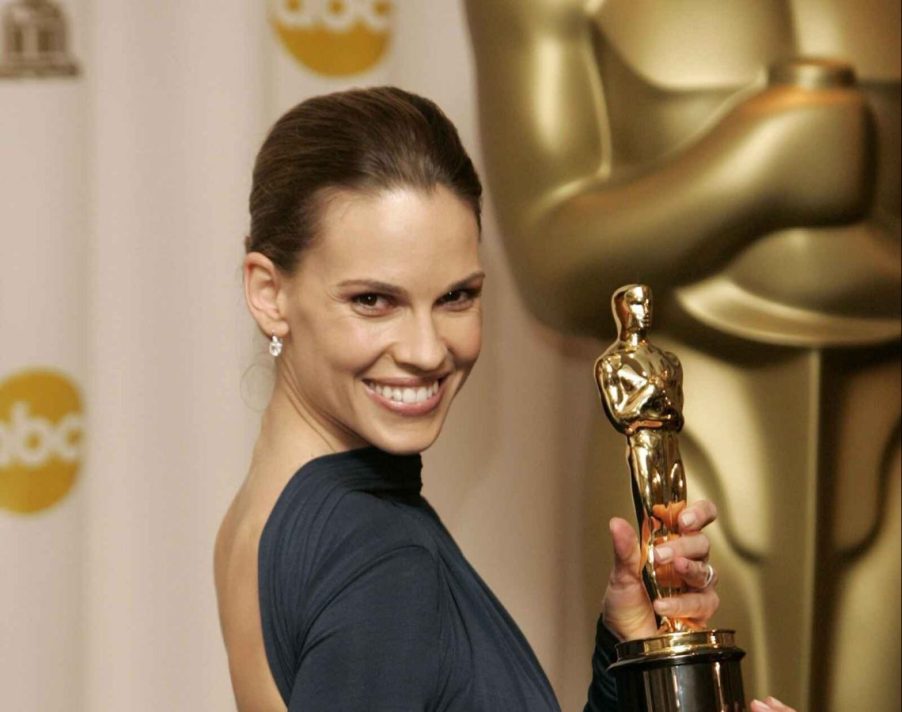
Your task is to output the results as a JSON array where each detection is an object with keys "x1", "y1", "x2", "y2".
[
  {"x1": 652, "y1": 589, "x2": 719, "y2": 623},
  {"x1": 750, "y1": 697, "x2": 797, "y2": 712},
  {"x1": 603, "y1": 507, "x2": 722, "y2": 640},
  {"x1": 655, "y1": 533, "x2": 710, "y2": 564},
  {"x1": 655, "y1": 532, "x2": 714, "y2": 589},
  {"x1": 672, "y1": 557, "x2": 717, "y2": 590},
  {"x1": 677, "y1": 500, "x2": 718, "y2": 533},
  {"x1": 654, "y1": 501, "x2": 717, "y2": 589}
]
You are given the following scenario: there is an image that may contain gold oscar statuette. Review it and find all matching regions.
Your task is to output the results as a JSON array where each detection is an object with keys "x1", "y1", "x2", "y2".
[{"x1": 596, "y1": 284, "x2": 746, "y2": 711}]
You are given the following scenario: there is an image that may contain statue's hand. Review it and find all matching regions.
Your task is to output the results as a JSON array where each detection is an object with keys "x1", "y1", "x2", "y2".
[
  {"x1": 602, "y1": 501, "x2": 720, "y2": 640},
  {"x1": 732, "y1": 79, "x2": 872, "y2": 226}
]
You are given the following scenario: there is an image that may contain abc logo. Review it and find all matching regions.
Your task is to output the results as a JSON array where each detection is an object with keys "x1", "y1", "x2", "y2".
[
  {"x1": 0, "y1": 369, "x2": 83, "y2": 514},
  {"x1": 271, "y1": 0, "x2": 393, "y2": 76}
]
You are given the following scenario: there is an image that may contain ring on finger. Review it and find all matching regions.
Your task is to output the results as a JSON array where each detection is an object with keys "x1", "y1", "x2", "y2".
[{"x1": 702, "y1": 563, "x2": 715, "y2": 589}]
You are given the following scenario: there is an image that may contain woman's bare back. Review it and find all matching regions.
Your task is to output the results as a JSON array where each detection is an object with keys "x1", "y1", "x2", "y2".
[{"x1": 214, "y1": 477, "x2": 289, "y2": 712}]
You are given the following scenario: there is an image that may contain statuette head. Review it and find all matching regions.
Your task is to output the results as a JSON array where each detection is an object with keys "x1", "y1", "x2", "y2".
[{"x1": 612, "y1": 284, "x2": 653, "y2": 336}]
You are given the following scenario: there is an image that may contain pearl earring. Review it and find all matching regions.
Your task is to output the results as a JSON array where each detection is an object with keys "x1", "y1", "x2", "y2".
[{"x1": 269, "y1": 334, "x2": 284, "y2": 357}]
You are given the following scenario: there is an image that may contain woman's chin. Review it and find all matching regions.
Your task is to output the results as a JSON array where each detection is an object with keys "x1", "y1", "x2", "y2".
[{"x1": 364, "y1": 422, "x2": 443, "y2": 456}]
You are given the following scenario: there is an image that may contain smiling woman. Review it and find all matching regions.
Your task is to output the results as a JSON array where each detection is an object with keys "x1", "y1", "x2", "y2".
[{"x1": 213, "y1": 87, "x2": 722, "y2": 712}]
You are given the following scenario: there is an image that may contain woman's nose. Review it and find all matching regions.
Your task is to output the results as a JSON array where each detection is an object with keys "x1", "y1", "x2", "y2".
[{"x1": 392, "y1": 312, "x2": 447, "y2": 372}]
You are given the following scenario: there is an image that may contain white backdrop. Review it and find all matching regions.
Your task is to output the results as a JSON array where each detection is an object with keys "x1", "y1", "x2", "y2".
[{"x1": 1, "y1": 2, "x2": 612, "y2": 710}]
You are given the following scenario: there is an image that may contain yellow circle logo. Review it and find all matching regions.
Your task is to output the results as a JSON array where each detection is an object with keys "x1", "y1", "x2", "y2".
[
  {"x1": 271, "y1": 0, "x2": 393, "y2": 77},
  {"x1": 0, "y1": 369, "x2": 83, "y2": 514}
]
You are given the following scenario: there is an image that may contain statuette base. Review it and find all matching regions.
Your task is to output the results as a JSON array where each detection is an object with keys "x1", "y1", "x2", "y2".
[{"x1": 610, "y1": 629, "x2": 746, "y2": 712}]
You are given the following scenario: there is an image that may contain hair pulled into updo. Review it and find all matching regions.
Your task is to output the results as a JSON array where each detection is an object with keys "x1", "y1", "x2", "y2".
[{"x1": 246, "y1": 86, "x2": 483, "y2": 274}]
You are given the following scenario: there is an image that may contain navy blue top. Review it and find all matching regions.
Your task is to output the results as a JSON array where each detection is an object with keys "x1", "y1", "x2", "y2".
[{"x1": 258, "y1": 447, "x2": 619, "y2": 711}]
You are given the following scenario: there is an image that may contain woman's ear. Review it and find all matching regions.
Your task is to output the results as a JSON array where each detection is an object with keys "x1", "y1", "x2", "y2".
[{"x1": 244, "y1": 252, "x2": 290, "y2": 338}]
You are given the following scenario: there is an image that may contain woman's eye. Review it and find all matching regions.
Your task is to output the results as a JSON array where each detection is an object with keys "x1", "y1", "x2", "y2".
[
  {"x1": 351, "y1": 293, "x2": 392, "y2": 312},
  {"x1": 438, "y1": 288, "x2": 480, "y2": 308}
]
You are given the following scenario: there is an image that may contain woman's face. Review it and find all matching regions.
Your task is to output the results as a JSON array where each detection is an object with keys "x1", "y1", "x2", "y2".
[{"x1": 278, "y1": 185, "x2": 483, "y2": 454}]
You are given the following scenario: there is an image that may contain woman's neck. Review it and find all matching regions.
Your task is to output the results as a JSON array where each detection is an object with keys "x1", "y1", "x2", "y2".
[{"x1": 245, "y1": 385, "x2": 339, "y2": 491}]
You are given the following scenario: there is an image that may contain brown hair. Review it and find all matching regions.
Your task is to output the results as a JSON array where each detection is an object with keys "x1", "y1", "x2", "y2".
[{"x1": 246, "y1": 86, "x2": 482, "y2": 273}]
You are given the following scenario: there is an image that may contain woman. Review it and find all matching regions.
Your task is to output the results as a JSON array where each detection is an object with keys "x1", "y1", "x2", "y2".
[{"x1": 214, "y1": 87, "x2": 788, "y2": 712}]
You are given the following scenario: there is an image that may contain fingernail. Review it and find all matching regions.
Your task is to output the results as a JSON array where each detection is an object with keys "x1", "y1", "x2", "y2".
[
  {"x1": 680, "y1": 512, "x2": 697, "y2": 528},
  {"x1": 655, "y1": 546, "x2": 673, "y2": 563},
  {"x1": 751, "y1": 700, "x2": 772, "y2": 711}
]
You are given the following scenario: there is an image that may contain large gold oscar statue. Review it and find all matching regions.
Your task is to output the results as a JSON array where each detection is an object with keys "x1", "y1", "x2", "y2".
[{"x1": 465, "y1": 2, "x2": 900, "y2": 710}]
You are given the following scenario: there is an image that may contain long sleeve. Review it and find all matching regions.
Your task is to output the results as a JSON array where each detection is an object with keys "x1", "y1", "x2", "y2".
[
  {"x1": 583, "y1": 616, "x2": 620, "y2": 712},
  {"x1": 288, "y1": 544, "x2": 442, "y2": 711}
]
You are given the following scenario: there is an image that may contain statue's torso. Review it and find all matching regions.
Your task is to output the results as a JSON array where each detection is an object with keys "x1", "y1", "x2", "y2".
[{"x1": 598, "y1": 342, "x2": 683, "y2": 430}]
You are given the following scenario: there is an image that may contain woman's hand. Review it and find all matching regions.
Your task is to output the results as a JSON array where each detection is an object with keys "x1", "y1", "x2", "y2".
[
  {"x1": 601, "y1": 500, "x2": 720, "y2": 641},
  {"x1": 750, "y1": 696, "x2": 797, "y2": 712}
]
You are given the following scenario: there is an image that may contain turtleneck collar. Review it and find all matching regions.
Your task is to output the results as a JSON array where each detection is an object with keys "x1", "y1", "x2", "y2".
[{"x1": 298, "y1": 446, "x2": 423, "y2": 495}]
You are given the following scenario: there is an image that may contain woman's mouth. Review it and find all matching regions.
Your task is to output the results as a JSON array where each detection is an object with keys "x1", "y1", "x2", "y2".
[{"x1": 363, "y1": 378, "x2": 445, "y2": 415}]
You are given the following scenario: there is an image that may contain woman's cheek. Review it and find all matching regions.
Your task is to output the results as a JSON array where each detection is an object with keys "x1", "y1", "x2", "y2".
[
  {"x1": 339, "y1": 321, "x2": 393, "y2": 367},
  {"x1": 451, "y1": 312, "x2": 483, "y2": 364}
]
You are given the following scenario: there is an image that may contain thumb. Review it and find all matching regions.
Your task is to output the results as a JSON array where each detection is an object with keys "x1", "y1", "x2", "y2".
[
  {"x1": 609, "y1": 517, "x2": 642, "y2": 585},
  {"x1": 603, "y1": 516, "x2": 657, "y2": 640}
]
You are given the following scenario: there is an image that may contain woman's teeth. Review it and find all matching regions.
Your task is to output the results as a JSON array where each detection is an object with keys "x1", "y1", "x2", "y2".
[{"x1": 370, "y1": 381, "x2": 440, "y2": 404}]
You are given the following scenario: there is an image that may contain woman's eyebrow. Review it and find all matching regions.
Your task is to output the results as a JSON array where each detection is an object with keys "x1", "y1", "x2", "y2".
[
  {"x1": 336, "y1": 279, "x2": 407, "y2": 298},
  {"x1": 444, "y1": 271, "x2": 486, "y2": 292},
  {"x1": 337, "y1": 271, "x2": 485, "y2": 296}
]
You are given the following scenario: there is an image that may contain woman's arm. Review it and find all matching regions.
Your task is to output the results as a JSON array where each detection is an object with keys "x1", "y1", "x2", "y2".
[{"x1": 582, "y1": 615, "x2": 620, "y2": 712}]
